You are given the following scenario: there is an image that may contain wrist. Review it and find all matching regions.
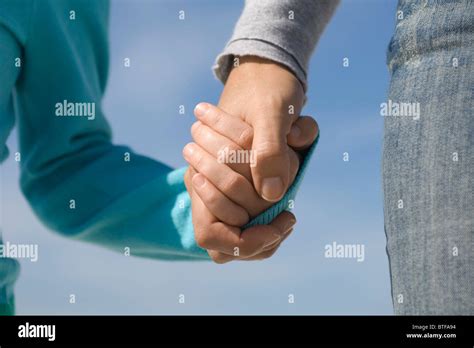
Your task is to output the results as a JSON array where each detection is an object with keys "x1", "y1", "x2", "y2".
[
  {"x1": 221, "y1": 55, "x2": 305, "y2": 126},
  {"x1": 231, "y1": 55, "x2": 304, "y2": 93}
]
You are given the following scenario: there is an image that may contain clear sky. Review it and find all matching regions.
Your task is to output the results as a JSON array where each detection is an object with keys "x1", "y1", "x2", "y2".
[{"x1": 2, "y1": 0, "x2": 398, "y2": 314}]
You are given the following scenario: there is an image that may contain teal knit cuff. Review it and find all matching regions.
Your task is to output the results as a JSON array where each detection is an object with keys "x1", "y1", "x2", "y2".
[{"x1": 243, "y1": 134, "x2": 319, "y2": 229}]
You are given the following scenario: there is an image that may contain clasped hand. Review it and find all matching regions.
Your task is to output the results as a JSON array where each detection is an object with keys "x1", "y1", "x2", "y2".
[{"x1": 183, "y1": 56, "x2": 319, "y2": 263}]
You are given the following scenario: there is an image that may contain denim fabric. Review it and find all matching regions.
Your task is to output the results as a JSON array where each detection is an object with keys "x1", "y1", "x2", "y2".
[{"x1": 383, "y1": 0, "x2": 473, "y2": 314}]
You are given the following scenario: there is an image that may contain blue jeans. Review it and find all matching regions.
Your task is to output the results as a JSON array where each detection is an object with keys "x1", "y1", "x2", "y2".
[{"x1": 383, "y1": 0, "x2": 473, "y2": 314}]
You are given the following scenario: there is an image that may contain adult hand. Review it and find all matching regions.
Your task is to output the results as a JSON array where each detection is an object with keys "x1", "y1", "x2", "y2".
[{"x1": 217, "y1": 55, "x2": 306, "y2": 202}]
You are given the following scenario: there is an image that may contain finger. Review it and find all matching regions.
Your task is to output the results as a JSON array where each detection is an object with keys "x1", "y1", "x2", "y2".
[
  {"x1": 194, "y1": 103, "x2": 253, "y2": 150},
  {"x1": 288, "y1": 146, "x2": 300, "y2": 188},
  {"x1": 207, "y1": 250, "x2": 235, "y2": 264},
  {"x1": 251, "y1": 115, "x2": 291, "y2": 202},
  {"x1": 243, "y1": 243, "x2": 281, "y2": 261},
  {"x1": 262, "y1": 227, "x2": 293, "y2": 252},
  {"x1": 237, "y1": 211, "x2": 296, "y2": 258},
  {"x1": 191, "y1": 189, "x2": 242, "y2": 255},
  {"x1": 188, "y1": 166, "x2": 198, "y2": 177},
  {"x1": 184, "y1": 165, "x2": 199, "y2": 195},
  {"x1": 287, "y1": 116, "x2": 319, "y2": 151},
  {"x1": 191, "y1": 121, "x2": 252, "y2": 181},
  {"x1": 202, "y1": 213, "x2": 296, "y2": 262},
  {"x1": 193, "y1": 194, "x2": 295, "y2": 258},
  {"x1": 243, "y1": 228, "x2": 294, "y2": 261},
  {"x1": 184, "y1": 167, "x2": 193, "y2": 195},
  {"x1": 183, "y1": 142, "x2": 264, "y2": 216},
  {"x1": 192, "y1": 173, "x2": 249, "y2": 226},
  {"x1": 213, "y1": 227, "x2": 294, "y2": 263},
  {"x1": 244, "y1": 242, "x2": 282, "y2": 261}
]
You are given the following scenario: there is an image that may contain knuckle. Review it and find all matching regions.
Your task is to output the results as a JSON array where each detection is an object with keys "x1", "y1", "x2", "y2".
[
  {"x1": 191, "y1": 121, "x2": 202, "y2": 139},
  {"x1": 236, "y1": 238, "x2": 258, "y2": 258},
  {"x1": 200, "y1": 126, "x2": 214, "y2": 144},
  {"x1": 217, "y1": 143, "x2": 240, "y2": 163},
  {"x1": 188, "y1": 166, "x2": 197, "y2": 177},
  {"x1": 205, "y1": 186, "x2": 220, "y2": 204},
  {"x1": 192, "y1": 149, "x2": 204, "y2": 168},
  {"x1": 195, "y1": 230, "x2": 211, "y2": 249},
  {"x1": 228, "y1": 143, "x2": 241, "y2": 154},
  {"x1": 193, "y1": 122, "x2": 212, "y2": 144},
  {"x1": 238, "y1": 127, "x2": 253, "y2": 149},
  {"x1": 192, "y1": 122, "x2": 212, "y2": 145},
  {"x1": 222, "y1": 174, "x2": 245, "y2": 193},
  {"x1": 254, "y1": 140, "x2": 287, "y2": 161},
  {"x1": 212, "y1": 254, "x2": 229, "y2": 264},
  {"x1": 207, "y1": 247, "x2": 234, "y2": 265},
  {"x1": 261, "y1": 94, "x2": 285, "y2": 112},
  {"x1": 209, "y1": 108, "x2": 224, "y2": 128},
  {"x1": 231, "y1": 212, "x2": 249, "y2": 227}
]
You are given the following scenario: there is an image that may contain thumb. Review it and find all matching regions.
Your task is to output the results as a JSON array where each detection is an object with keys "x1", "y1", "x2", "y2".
[{"x1": 252, "y1": 116, "x2": 292, "y2": 202}]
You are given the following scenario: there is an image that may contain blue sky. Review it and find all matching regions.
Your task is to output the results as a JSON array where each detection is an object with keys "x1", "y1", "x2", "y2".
[{"x1": 2, "y1": 0, "x2": 398, "y2": 314}]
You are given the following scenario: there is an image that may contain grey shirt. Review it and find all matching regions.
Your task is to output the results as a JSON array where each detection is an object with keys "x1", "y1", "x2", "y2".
[{"x1": 213, "y1": 0, "x2": 340, "y2": 90}]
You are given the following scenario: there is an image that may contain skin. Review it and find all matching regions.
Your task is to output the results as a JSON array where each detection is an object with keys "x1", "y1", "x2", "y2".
[
  {"x1": 218, "y1": 55, "x2": 306, "y2": 202},
  {"x1": 183, "y1": 104, "x2": 318, "y2": 263}
]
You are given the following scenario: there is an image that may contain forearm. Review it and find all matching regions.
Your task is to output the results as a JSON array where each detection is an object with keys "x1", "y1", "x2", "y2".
[
  {"x1": 22, "y1": 145, "x2": 208, "y2": 261},
  {"x1": 214, "y1": 0, "x2": 340, "y2": 90}
]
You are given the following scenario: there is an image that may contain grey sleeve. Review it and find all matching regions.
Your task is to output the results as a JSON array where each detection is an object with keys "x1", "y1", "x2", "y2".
[{"x1": 214, "y1": 0, "x2": 340, "y2": 90}]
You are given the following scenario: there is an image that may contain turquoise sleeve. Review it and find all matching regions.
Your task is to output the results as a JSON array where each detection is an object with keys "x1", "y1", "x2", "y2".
[{"x1": 28, "y1": 155, "x2": 209, "y2": 261}]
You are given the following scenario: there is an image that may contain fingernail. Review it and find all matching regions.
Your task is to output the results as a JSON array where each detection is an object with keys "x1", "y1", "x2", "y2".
[
  {"x1": 261, "y1": 177, "x2": 284, "y2": 202},
  {"x1": 194, "y1": 103, "x2": 210, "y2": 118},
  {"x1": 183, "y1": 143, "x2": 195, "y2": 159},
  {"x1": 290, "y1": 124, "x2": 301, "y2": 138},
  {"x1": 192, "y1": 174, "x2": 206, "y2": 188}
]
